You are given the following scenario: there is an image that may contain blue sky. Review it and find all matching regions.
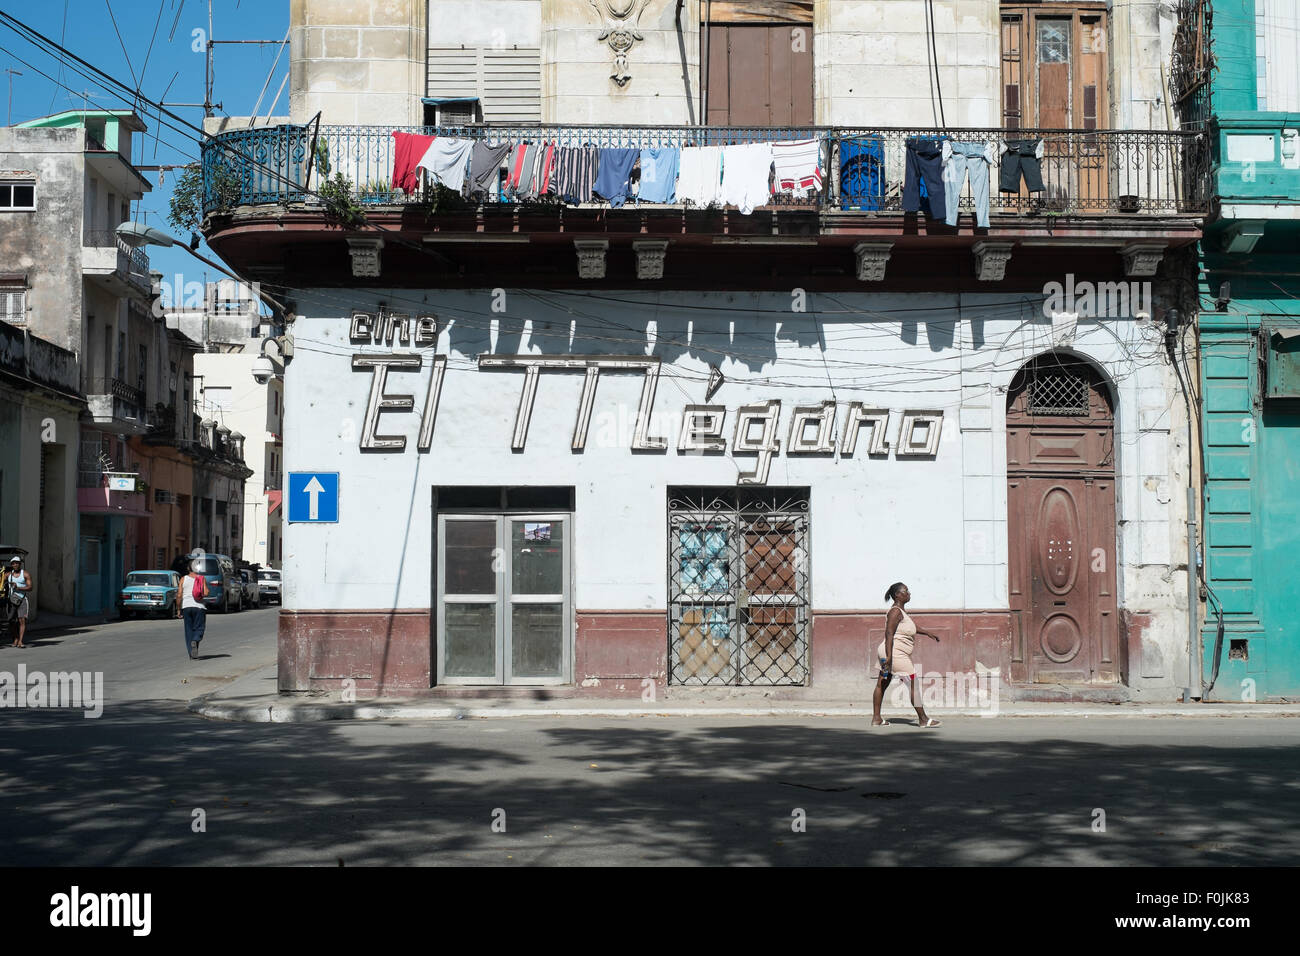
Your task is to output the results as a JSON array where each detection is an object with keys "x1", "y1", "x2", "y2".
[{"x1": 1, "y1": 0, "x2": 289, "y2": 301}]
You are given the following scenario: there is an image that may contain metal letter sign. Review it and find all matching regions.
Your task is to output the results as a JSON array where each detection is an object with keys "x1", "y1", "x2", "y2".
[{"x1": 287, "y1": 472, "x2": 339, "y2": 523}]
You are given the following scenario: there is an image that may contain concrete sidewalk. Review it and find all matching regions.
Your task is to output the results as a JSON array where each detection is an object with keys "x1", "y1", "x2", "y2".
[
  {"x1": 24, "y1": 611, "x2": 118, "y2": 632},
  {"x1": 188, "y1": 662, "x2": 1300, "y2": 722}
]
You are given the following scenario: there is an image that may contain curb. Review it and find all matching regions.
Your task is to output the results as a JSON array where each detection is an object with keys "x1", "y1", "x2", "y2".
[{"x1": 188, "y1": 697, "x2": 1300, "y2": 723}]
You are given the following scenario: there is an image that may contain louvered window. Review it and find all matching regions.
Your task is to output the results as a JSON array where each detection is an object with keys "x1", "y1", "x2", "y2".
[
  {"x1": 427, "y1": 46, "x2": 541, "y2": 124},
  {"x1": 1, "y1": 282, "x2": 25, "y2": 324}
]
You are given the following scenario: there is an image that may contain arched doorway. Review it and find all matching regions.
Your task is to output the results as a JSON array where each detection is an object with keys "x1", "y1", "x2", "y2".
[{"x1": 1006, "y1": 354, "x2": 1120, "y2": 684}]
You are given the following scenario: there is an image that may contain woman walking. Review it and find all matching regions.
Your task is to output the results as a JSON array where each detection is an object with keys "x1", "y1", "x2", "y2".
[
  {"x1": 872, "y1": 582, "x2": 942, "y2": 727},
  {"x1": 180, "y1": 559, "x2": 210, "y2": 659},
  {"x1": 4, "y1": 555, "x2": 32, "y2": 648}
]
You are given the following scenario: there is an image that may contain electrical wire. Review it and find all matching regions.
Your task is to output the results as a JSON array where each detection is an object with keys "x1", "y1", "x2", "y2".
[{"x1": 925, "y1": 0, "x2": 947, "y2": 129}]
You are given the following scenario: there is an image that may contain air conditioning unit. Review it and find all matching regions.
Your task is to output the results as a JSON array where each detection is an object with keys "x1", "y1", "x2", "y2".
[{"x1": 424, "y1": 96, "x2": 482, "y2": 128}]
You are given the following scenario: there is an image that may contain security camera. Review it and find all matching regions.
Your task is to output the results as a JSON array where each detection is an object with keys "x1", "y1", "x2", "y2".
[{"x1": 251, "y1": 355, "x2": 275, "y2": 385}]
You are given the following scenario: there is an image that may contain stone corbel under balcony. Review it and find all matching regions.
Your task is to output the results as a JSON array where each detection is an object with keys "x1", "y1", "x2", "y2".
[
  {"x1": 575, "y1": 239, "x2": 609, "y2": 280},
  {"x1": 973, "y1": 241, "x2": 1015, "y2": 282},
  {"x1": 854, "y1": 241, "x2": 893, "y2": 281},
  {"x1": 1120, "y1": 241, "x2": 1166, "y2": 277},
  {"x1": 347, "y1": 238, "x2": 384, "y2": 278},
  {"x1": 633, "y1": 240, "x2": 668, "y2": 280}
]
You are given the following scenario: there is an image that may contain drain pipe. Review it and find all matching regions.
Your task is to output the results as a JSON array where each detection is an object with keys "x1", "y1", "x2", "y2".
[{"x1": 1166, "y1": 308, "x2": 1201, "y2": 702}]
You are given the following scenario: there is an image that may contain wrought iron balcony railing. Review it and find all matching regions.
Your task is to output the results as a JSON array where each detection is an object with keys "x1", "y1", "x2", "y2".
[
  {"x1": 110, "y1": 377, "x2": 145, "y2": 407},
  {"x1": 202, "y1": 123, "x2": 1209, "y2": 219}
]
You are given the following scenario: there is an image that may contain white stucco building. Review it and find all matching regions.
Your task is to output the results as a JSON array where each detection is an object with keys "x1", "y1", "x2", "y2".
[{"x1": 200, "y1": 0, "x2": 1208, "y2": 698}]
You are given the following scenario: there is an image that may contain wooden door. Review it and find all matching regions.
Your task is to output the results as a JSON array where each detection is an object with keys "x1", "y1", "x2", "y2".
[
  {"x1": 1008, "y1": 475, "x2": 1118, "y2": 682},
  {"x1": 1000, "y1": 4, "x2": 1109, "y2": 208},
  {"x1": 1006, "y1": 356, "x2": 1119, "y2": 684},
  {"x1": 705, "y1": 24, "x2": 814, "y2": 126}
]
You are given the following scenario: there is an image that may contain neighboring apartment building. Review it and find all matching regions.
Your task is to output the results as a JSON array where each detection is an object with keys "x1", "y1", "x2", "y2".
[
  {"x1": 1, "y1": 111, "x2": 250, "y2": 614},
  {"x1": 202, "y1": 0, "x2": 1208, "y2": 699},
  {"x1": 0, "y1": 320, "x2": 81, "y2": 616},
  {"x1": 170, "y1": 279, "x2": 284, "y2": 569},
  {"x1": 1184, "y1": 0, "x2": 1300, "y2": 699}
]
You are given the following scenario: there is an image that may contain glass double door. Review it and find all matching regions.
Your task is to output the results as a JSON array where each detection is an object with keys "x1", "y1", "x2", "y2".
[{"x1": 437, "y1": 514, "x2": 571, "y2": 685}]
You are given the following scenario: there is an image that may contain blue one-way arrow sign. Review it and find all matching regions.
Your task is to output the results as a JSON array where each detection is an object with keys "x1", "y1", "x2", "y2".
[{"x1": 287, "y1": 472, "x2": 339, "y2": 523}]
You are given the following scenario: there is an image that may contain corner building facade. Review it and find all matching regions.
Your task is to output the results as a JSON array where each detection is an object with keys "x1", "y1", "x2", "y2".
[{"x1": 204, "y1": 0, "x2": 1211, "y2": 699}]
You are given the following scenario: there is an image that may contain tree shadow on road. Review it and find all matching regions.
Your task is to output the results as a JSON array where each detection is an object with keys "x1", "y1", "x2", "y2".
[{"x1": 1, "y1": 706, "x2": 1295, "y2": 866}]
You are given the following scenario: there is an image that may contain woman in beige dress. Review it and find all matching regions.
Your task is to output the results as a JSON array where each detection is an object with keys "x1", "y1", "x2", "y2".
[{"x1": 872, "y1": 582, "x2": 941, "y2": 727}]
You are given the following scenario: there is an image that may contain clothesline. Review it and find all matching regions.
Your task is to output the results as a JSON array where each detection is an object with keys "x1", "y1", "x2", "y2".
[
  {"x1": 391, "y1": 131, "x2": 827, "y2": 214},
  {"x1": 390, "y1": 131, "x2": 1048, "y2": 219}
]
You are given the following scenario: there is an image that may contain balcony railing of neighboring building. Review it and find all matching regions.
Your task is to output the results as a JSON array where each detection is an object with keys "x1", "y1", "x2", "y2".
[
  {"x1": 110, "y1": 377, "x2": 145, "y2": 407},
  {"x1": 116, "y1": 236, "x2": 152, "y2": 293},
  {"x1": 83, "y1": 230, "x2": 153, "y2": 293},
  {"x1": 201, "y1": 123, "x2": 1210, "y2": 219},
  {"x1": 145, "y1": 404, "x2": 177, "y2": 442}
]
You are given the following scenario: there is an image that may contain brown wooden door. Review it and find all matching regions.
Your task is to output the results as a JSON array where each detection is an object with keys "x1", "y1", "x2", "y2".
[
  {"x1": 1001, "y1": 4, "x2": 1109, "y2": 207},
  {"x1": 1008, "y1": 475, "x2": 1118, "y2": 682},
  {"x1": 1006, "y1": 356, "x2": 1119, "y2": 684},
  {"x1": 706, "y1": 24, "x2": 814, "y2": 126}
]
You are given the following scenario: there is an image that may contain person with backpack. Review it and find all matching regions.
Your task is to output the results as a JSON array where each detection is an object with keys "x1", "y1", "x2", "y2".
[{"x1": 180, "y1": 558, "x2": 210, "y2": 659}]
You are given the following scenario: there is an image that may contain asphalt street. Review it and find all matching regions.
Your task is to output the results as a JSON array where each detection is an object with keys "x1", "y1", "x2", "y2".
[{"x1": 1, "y1": 609, "x2": 1298, "y2": 866}]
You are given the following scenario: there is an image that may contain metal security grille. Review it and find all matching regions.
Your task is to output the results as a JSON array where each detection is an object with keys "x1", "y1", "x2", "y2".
[
  {"x1": 1028, "y1": 372, "x2": 1090, "y2": 415},
  {"x1": 668, "y1": 488, "x2": 810, "y2": 686}
]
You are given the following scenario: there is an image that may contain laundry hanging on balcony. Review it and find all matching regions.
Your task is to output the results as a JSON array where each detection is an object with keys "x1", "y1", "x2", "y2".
[
  {"x1": 416, "y1": 137, "x2": 475, "y2": 193},
  {"x1": 999, "y1": 137, "x2": 1045, "y2": 194},
  {"x1": 903, "y1": 136, "x2": 946, "y2": 219},
  {"x1": 554, "y1": 146, "x2": 600, "y2": 204},
  {"x1": 593, "y1": 148, "x2": 640, "y2": 208},
  {"x1": 772, "y1": 139, "x2": 823, "y2": 195},
  {"x1": 676, "y1": 145, "x2": 724, "y2": 208},
  {"x1": 390, "y1": 131, "x2": 435, "y2": 195},
  {"x1": 636, "y1": 147, "x2": 679, "y2": 204},
  {"x1": 942, "y1": 140, "x2": 997, "y2": 228},
  {"x1": 467, "y1": 141, "x2": 511, "y2": 199},
  {"x1": 720, "y1": 142, "x2": 775, "y2": 215}
]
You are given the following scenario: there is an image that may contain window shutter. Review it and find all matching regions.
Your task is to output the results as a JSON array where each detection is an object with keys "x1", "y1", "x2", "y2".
[
  {"x1": 1, "y1": 286, "x2": 25, "y2": 323},
  {"x1": 428, "y1": 46, "x2": 541, "y2": 124}
]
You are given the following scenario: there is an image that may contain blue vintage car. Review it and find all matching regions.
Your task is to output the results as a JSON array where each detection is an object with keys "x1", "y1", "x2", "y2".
[{"x1": 118, "y1": 570, "x2": 181, "y2": 619}]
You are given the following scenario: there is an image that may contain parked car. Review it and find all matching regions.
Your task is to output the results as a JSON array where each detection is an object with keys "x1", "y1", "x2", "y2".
[
  {"x1": 119, "y1": 570, "x2": 181, "y2": 619},
  {"x1": 239, "y1": 569, "x2": 261, "y2": 609},
  {"x1": 190, "y1": 553, "x2": 241, "y2": 613},
  {"x1": 257, "y1": 568, "x2": 281, "y2": 605}
]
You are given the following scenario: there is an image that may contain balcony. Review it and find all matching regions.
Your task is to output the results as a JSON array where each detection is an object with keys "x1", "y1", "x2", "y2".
[
  {"x1": 86, "y1": 377, "x2": 148, "y2": 435},
  {"x1": 144, "y1": 404, "x2": 181, "y2": 445},
  {"x1": 83, "y1": 232, "x2": 153, "y2": 299},
  {"x1": 201, "y1": 123, "x2": 1208, "y2": 289},
  {"x1": 1208, "y1": 112, "x2": 1300, "y2": 253}
]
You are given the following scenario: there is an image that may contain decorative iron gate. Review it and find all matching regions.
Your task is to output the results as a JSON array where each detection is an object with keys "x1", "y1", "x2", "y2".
[{"x1": 668, "y1": 488, "x2": 810, "y2": 686}]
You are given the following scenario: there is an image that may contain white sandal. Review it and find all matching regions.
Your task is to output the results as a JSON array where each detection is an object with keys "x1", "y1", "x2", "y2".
[{"x1": 922, "y1": 718, "x2": 942, "y2": 728}]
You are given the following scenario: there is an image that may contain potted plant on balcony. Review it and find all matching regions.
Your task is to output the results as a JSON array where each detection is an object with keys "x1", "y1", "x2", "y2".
[
  {"x1": 168, "y1": 163, "x2": 242, "y2": 231},
  {"x1": 317, "y1": 173, "x2": 366, "y2": 227},
  {"x1": 359, "y1": 179, "x2": 393, "y2": 205}
]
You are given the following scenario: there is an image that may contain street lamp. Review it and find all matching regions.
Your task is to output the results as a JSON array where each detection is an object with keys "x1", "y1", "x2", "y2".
[
  {"x1": 114, "y1": 221, "x2": 291, "y2": 318},
  {"x1": 118, "y1": 222, "x2": 294, "y2": 386}
]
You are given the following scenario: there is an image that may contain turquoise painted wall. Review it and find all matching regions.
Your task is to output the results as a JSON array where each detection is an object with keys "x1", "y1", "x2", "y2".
[
  {"x1": 18, "y1": 111, "x2": 125, "y2": 152},
  {"x1": 1199, "y1": 284, "x2": 1300, "y2": 700},
  {"x1": 1198, "y1": 1, "x2": 1300, "y2": 699},
  {"x1": 1211, "y1": 0, "x2": 1257, "y2": 113}
]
